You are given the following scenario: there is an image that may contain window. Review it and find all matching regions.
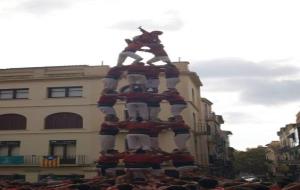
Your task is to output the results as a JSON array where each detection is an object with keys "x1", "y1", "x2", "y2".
[
  {"x1": 192, "y1": 88, "x2": 195, "y2": 103},
  {"x1": 49, "y1": 140, "x2": 76, "y2": 164},
  {"x1": 206, "y1": 125, "x2": 211, "y2": 135},
  {"x1": 0, "y1": 89, "x2": 28, "y2": 100},
  {"x1": 0, "y1": 114, "x2": 26, "y2": 130},
  {"x1": 45, "y1": 112, "x2": 83, "y2": 129},
  {"x1": 48, "y1": 86, "x2": 82, "y2": 98},
  {"x1": 0, "y1": 141, "x2": 20, "y2": 156},
  {"x1": 193, "y1": 113, "x2": 197, "y2": 130}
]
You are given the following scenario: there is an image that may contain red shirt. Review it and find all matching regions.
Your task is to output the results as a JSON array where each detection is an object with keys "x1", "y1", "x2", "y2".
[
  {"x1": 99, "y1": 122, "x2": 119, "y2": 135},
  {"x1": 149, "y1": 127, "x2": 162, "y2": 137},
  {"x1": 118, "y1": 92, "x2": 151, "y2": 103},
  {"x1": 127, "y1": 63, "x2": 147, "y2": 75},
  {"x1": 148, "y1": 45, "x2": 168, "y2": 56},
  {"x1": 123, "y1": 154, "x2": 151, "y2": 164},
  {"x1": 145, "y1": 65, "x2": 164, "y2": 79},
  {"x1": 105, "y1": 66, "x2": 125, "y2": 79},
  {"x1": 98, "y1": 154, "x2": 122, "y2": 164},
  {"x1": 133, "y1": 32, "x2": 161, "y2": 44},
  {"x1": 149, "y1": 155, "x2": 170, "y2": 164},
  {"x1": 123, "y1": 42, "x2": 143, "y2": 52},
  {"x1": 171, "y1": 154, "x2": 194, "y2": 163},
  {"x1": 126, "y1": 122, "x2": 153, "y2": 130},
  {"x1": 169, "y1": 123, "x2": 190, "y2": 135},
  {"x1": 97, "y1": 94, "x2": 117, "y2": 106},
  {"x1": 164, "y1": 93, "x2": 186, "y2": 105}
]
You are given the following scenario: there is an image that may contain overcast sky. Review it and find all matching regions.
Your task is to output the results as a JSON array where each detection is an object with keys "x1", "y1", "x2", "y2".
[{"x1": 0, "y1": 0, "x2": 299, "y2": 150}]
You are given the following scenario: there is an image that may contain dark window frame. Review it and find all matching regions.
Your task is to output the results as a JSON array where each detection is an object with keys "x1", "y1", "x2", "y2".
[
  {"x1": 0, "y1": 88, "x2": 29, "y2": 100},
  {"x1": 45, "y1": 112, "x2": 83, "y2": 129},
  {"x1": 47, "y1": 86, "x2": 82, "y2": 98},
  {"x1": 49, "y1": 140, "x2": 76, "y2": 164},
  {"x1": 192, "y1": 88, "x2": 195, "y2": 103},
  {"x1": 206, "y1": 124, "x2": 211, "y2": 135},
  {"x1": 0, "y1": 114, "x2": 27, "y2": 130},
  {"x1": 0, "y1": 141, "x2": 21, "y2": 156}
]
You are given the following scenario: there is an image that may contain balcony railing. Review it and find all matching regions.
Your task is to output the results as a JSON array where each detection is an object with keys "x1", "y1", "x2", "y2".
[
  {"x1": 278, "y1": 160, "x2": 300, "y2": 165},
  {"x1": 0, "y1": 155, "x2": 87, "y2": 166},
  {"x1": 0, "y1": 156, "x2": 24, "y2": 165}
]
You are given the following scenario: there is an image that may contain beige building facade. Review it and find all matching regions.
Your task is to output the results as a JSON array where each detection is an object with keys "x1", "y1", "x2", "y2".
[
  {"x1": 200, "y1": 98, "x2": 232, "y2": 175},
  {"x1": 275, "y1": 112, "x2": 300, "y2": 177},
  {"x1": 0, "y1": 62, "x2": 226, "y2": 181}
]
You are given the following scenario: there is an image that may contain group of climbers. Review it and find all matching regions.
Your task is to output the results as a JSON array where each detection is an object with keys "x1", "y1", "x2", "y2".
[{"x1": 96, "y1": 27, "x2": 194, "y2": 178}]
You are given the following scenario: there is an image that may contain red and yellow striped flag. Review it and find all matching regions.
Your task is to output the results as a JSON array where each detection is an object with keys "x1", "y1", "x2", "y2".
[{"x1": 41, "y1": 156, "x2": 60, "y2": 167}]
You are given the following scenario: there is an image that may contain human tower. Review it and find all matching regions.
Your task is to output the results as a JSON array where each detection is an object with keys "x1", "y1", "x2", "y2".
[{"x1": 96, "y1": 27, "x2": 195, "y2": 177}]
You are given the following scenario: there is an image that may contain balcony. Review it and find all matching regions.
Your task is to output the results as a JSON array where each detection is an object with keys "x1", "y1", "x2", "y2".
[
  {"x1": 0, "y1": 155, "x2": 87, "y2": 166},
  {"x1": 193, "y1": 122, "x2": 209, "y2": 135},
  {"x1": 0, "y1": 156, "x2": 24, "y2": 165}
]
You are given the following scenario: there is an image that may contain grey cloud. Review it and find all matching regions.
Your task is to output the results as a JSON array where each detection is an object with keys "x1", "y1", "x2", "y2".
[
  {"x1": 192, "y1": 58, "x2": 299, "y2": 78},
  {"x1": 224, "y1": 112, "x2": 256, "y2": 124},
  {"x1": 240, "y1": 79, "x2": 300, "y2": 105},
  {"x1": 13, "y1": 0, "x2": 85, "y2": 15},
  {"x1": 192, "y1": 58, "x2": 300, "y2": 105},
  {"x1": 111, "y1": 11, "x2": 184, "y2": 31}
]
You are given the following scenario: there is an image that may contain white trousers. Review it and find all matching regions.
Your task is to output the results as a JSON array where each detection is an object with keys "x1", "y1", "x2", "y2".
[
  {"x1": 174, "y1": 133, "x2": 191, "y2": 150},
  {"x1": 98, "y1": 106, "x2": 116, "y2": 115},
  {"x1": 127, "y1": 74, "x2": 147, "y2": 85},
  {"x1": 99, "y1": 135, "x2": 116, "y2": 152},
  {"x1": 171, "y1": 104, "x2": 187, "y2": 116},
  {"x1": 149, "y1": 106, "x2": 161, "y2": 120},
  {"x1": 117, "y1": 51, "x2": 143, "y2": 66},
  {"x1": 127, "y1": 102, "x2": 148, "y2": 121},
  {"x1": 146, "y1": 79, "x2": 159, "y2": 89},
  {"x1": 126, "y1": 134, "x2": 151, "y2": 150},
  {"x1": 147, "y1": 56, "x2": 171, "y2": 64},
  {"x1": 103, "y1": 78, "x2": 117, "y2": 90},
  {"x1": 166, "y1": 77, "x2": 180, "y2": 89}
]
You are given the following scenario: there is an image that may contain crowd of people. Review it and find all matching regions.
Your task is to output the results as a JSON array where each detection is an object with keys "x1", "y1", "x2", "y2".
[{"x1": 1, "y1": 173, "x2": 300, "y2": 190}]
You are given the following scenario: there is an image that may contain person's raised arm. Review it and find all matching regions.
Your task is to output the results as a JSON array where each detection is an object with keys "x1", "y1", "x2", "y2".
[{"x1": 138, "y1": 26, "x2": 149, "y2": 34}]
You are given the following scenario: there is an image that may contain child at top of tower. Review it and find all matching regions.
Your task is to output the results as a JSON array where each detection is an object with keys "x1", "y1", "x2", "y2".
[
  {"x1": 117, "y1": 27, "x2": 163, "y2": 66},
  {"x1": 139, "y1": 43, "x2": 171, "y2": 65},
  {"x1": 134, "y1": 26, "x2": 163, "y2": 45},
  {"x1": 117, "y1": 39, "x2": 143, "y2": 66}
]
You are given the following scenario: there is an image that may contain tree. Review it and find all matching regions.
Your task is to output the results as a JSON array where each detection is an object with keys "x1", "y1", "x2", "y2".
[{"x1": 233, "y1": 147, "x2": 269, "y2": 176}]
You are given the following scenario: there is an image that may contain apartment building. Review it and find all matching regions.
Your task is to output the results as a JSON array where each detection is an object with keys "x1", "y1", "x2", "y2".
[
  {"x1": 200, "y1": 98, "x2": 232, "y2": 175},
  {"x1": 276, "y1": 112, "x2": 300, "y2": 178},
  {"x1": 265, "y1": 141, "x2": 280, "y2": 176},
  {"x1": 0, "y1": 61, "x2": 211, "y2": 182}
]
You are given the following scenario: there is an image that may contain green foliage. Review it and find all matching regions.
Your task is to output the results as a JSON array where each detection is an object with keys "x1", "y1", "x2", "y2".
[{"x1": 233, "y1": 147, "x2": 269, "y2": 175}]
